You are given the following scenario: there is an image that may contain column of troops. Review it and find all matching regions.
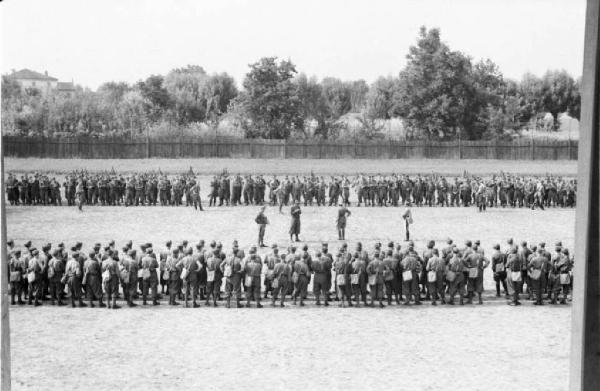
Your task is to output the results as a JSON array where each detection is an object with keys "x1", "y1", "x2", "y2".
[
  {"x1": 7, "y1": 237, "x2": 573, "y2": 309},
  {"x1": 6, "y1": 171, "x2": 576, "y2": 210}
]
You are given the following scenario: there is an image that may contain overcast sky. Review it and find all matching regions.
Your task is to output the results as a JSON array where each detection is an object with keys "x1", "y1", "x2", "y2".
[{"x1": 1, "y1": 0, "x2": 586, "y2": 90}]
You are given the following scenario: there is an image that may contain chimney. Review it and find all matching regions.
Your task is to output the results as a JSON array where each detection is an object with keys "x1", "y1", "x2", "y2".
[{"x1": 44, "y1": 71, "x2": 48, "y2": 76}]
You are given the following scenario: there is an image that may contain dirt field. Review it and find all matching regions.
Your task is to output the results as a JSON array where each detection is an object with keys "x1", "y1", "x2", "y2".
[
  {"x1": 5, "y1": 157, "x2": 578, "y2": 176},
  {"x1": 6, "y1": 203, "x2": 575, "y2": 390}
]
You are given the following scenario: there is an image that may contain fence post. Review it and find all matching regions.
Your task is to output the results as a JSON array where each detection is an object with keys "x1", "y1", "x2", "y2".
[
  {"x1": 283, "y1": 139, "x2": 287, "y2": 159},
  {"x1": 146, "y1": 136, "x2": 150, "y2": 158},
  {"x1": 531, "y1": 138, "x2": 535, "y2": 160}
]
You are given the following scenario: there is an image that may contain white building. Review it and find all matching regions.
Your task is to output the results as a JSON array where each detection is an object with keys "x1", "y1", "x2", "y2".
[{"x1": 7, "y1": 69, "x2": 75, "y2": 95}]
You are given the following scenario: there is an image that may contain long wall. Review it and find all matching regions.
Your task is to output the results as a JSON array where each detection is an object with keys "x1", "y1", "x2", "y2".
[{"x1": 2, "y1": 136, "x2": 578, "y2": 160}]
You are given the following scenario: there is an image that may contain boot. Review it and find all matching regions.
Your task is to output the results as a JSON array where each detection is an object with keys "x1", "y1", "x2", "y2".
[
  {"x1": 71, "y1": 298, "x2": 76, "y2": 308},
  {"x1": 99, "y1": 299, "x2": 107, "y2": 308},
  {"x1": 89, "y1": 300, "x2": 95, "y2": 308},
  {"x1": 237, "y1": 299, "x2": 244, "y2": 308},
  {"x1": 213, "y1": 299, "x2": 218, "y2": 307},
  {"x1": 193, "y1": 301, "x2": 199, "y2": 308},
  {"x1": 112, "y1": 299, "x2": 120, "y2": 309},
  {"x1": 257, "y1": 302, "x2": 263, "y2": 308},
  {"x1": 107, "y1": 301, "x2": 112, "y2": 309},
  {"x1": 78, "y1": 299, "x2": 87, "y2": 307},
  {"x1": 128, "y1": 300, "x2": 137, "y2": 307},
  {"x1": 226, "y1": 297, "x2": 231, "y2": 308},
  {"x1": 153, "y1": 300, "x2": 160, "y2": 306}
]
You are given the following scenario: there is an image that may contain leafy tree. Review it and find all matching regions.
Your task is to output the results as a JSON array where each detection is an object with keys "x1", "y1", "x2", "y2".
[
  {"x1": 232, "y1": 57, "x2": 303, "y2": 139},
  {"x1": 540, "y1": 69, "x2": 578, "y2": 130},
  {"x1": 137, "y1": 74, "x2": 172, "y2": 122},
  {"x1": 394, "y1": 27, "x2": 475, "y2": 140},
  {"x1": 348, "y1": 80, "x2": 369, "y2": 112},
  {"x1": 365, "y1": 76, "x2": 397, "y2": 119}
]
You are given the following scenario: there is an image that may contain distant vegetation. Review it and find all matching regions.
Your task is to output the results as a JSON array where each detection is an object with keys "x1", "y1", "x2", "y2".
[{"x1": 1, "y1": 27, "x2": 580, "y2": 141}]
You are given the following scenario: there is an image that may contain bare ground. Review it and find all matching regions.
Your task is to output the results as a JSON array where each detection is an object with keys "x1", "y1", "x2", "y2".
[
  {"x1": 6, "y1": 203, "x2": 574, "y2": 390},
  {"x1": 5, "y1": 157, "x2": 578, "y2": 176}
]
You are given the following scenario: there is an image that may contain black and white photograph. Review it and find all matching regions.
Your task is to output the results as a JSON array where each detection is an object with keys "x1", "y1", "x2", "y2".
[{"x1": 1, "y1": 0, "x2": 599, "y2": 390}]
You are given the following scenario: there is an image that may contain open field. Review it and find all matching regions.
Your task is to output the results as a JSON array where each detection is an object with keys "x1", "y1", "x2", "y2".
[
  {"x1": 6, "y1": 157, "x2": 578, "y2": 176},
  {"x1": 6, "y1": 203, "x2": 575, "y2": 390}
]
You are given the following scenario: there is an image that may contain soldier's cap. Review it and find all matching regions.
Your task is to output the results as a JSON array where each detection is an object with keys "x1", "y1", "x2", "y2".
[
  {"x1": 24, "y1": 241, "x2": 32, "y2": 248},
  {"x1": 7, "y1": 239, "x2": 14, "y2": 246},
  {"x1": 145, "y1": 243, "x2": 152, "y2": 248},
  {"x1": 88, "y1": 251, "x2": 95, "y2": 258},
  {"x1": 321, "y1": 242, "x2": 328, "y2": 248},
  {"x1": 507, "y1": 238, "x2": 514, "y2": 244},
  {"x1": 122, "y1": 246, "x2": 128, "y2": 252},
  {"x1": 210, "y1": 240, "x2": 216, "y2": 248},
  {"x1": 432, "y1": 248, "x2": 439, "y2": 255},
  {"x1": 43, "y1": 243, "x2": 51, "y2": 250},
  {"x1": 272, "y1": 244, "x2": 278, "y2": 249},
  {"x1": 108, "y1": 240, "x2": 115, "y2": 246},
  {"x1": 427, "y1": 240, "x2": 435, "y2": 248},
  {"x1": 94, "y1": 242, "x2": 101, "y2": 248},
  {"x1": 14, "y1": 250, "x2": 21, "y2": 256},
  {"x1": 562, "y1": 248, "x2": 569, "y2": 255},
  {"x1": 493, "y1": 244, "x2": 500, "y2": 250},
  {"x1": 387, "y1": 250, "x2": 393, "y2": 256},
  {"x1": 555, "y1": 241, "x2": 563, "y2": 247},
  {"x1": 511, "y1": 246, "x2": 518, "y2": 253},
  {"x1": 342, "y1": 242, "x2": 348, "y2": 248},
  {"x1": 128, "y1": 249, "x2": 136, "y2": 256},
  {"x1": 446, "y1": 238, "x2": 453, "y2": 244},
  {"x1": 177, "y1": 243, "x2": 184, "y2": 249},
  {"x1": 356, "y1": 242, "x2": 362, "y2": 249},
  {"x1": 173, "y1": 248, "x2": 180, "y2": 254},
  {"x1": 217, "y1": 242, "x2": 223, "y2": 248},
  {"x1": 183, "y1": 240, "x2": 188, "y2": 245},
  {"x1": 538, "y1": 248, "x2": 544, "y2": 253},
  {"x1": 52, "y1": 249, "x2": 60, "y2": 257},
  {"x1": 58, "y1": 242, "x2": 64, "y2": 248},
  {"x1": 233, "y1": 239, "x2": 238, "y2": 246},
  {"x1": 126, "y1": 240, "x2": 132, "y2": 247},
  {"x1": 146, "y1": 248, "x2": 153, "y2": 254},
  {"x1": 316, "y1": 251, "x2": 322, "y2": 257},
  {"x1": 166, "y1": 240, "x2": 172, "y2": 246},
  {"x1": 104, "y1": 246, "x2": 110, "y2": 252},
  {"x1": 408, "y1": 240, "x2": 414, "y2": 246},
  {"x1": 140, "y1": 244, "x2": 148, "y2": 250},
  {"x1": 302, "y1": 244, "x2": 308, "y2": 251},
  {"x1": 70, "y1": 246, "x2": 78, "y2": 252},
  {"x1": 521, "y1": 241, "x2": 527, "y2": 246},
  {"x1": 465, "y1": 240, "x2": 472, "y2": 247},
  {"x1": 475, "y1": 240, "x2": 481, "y2": 245},
  {"x1": 186, "y1": 248, "x2": 193, "y2": 255},
  {"x1": 198, "y1": 240, "x2": 205, "y2": 246},
  {"x1": 374, "y1": 242, "x2": 381, "y2": 249},
  {"x1": 539, "y1": 242, "x2": 546, "y2": 248},
  {"x1": 76, "y1": 242, "x2": 83, "y2": 248}
]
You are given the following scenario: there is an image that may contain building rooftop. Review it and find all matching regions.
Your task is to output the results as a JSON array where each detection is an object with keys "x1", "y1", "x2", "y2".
[{"x1": 9, "y1": 68, "x2": 58, "y2": 81}]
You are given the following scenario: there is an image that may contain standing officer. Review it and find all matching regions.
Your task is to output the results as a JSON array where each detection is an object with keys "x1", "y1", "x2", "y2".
[
  {"x1": 351, "y1": 250, "x2": 368, "y2": 307},
  {"x1": 182, "y1": 247, "x2": 200, "y2": 308},
  {"x1": 366, "y1": 252, "x2": 386, "y2": 307},
  {"x1": 292, "y1": 253, "x2": 310, "y2": 306},
  {"x1": 446, "y1": 248, "x2": 466, "y2": 305},
  {"x1": 83, "y1": 251, "x2": 105, "y2": 308},
  {"x1": 48, "y1": 249, "x2": 66, "y2": 306},
  {"x1": 289, "y1": 202, "x2": 302, "y2": 242},
  {"x1": 336, "y1": 204, "x2": 351, "y2": 240},
  {"x1": 402, "y1": 203, "x2": 413, "y2": 241},
  {"x1": 334, "y1": 244, "x2": 353, "y2": 307},
  {"x1": 65, "y1": 248, "x2": 86, "y2": 307},
  {"x1": 506, "y1": 246, "x2": 523, "y2": 305},
  {"x1": 205, "y1": 247, "x2": 222, "y2": 307},
  {"x1": 102, "y1": 251, "x2": 121, "y2": 309},
  {"x1": 255, "y1": 205, "x2": 269, "y2": 248},
  {"x1": 165, "y1": 248, "x2": 181, "y2": 305}
]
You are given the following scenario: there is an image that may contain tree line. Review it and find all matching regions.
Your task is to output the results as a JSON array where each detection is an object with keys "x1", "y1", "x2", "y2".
[{"x1": 1, "y1": 27, "x2": 581, "y2": 141}]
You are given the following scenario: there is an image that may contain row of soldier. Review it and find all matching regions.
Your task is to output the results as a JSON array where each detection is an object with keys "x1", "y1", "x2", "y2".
[
  {"x1": 6, "y1": 171, "x2": 576, "y2": 209},
  {"x1": 7, "y1": 237, "x2": 572, "y2": 308}
]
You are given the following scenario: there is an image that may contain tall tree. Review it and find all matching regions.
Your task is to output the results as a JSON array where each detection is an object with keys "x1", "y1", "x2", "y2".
[
  {"x1": 232, "y1": 57, "x2": 303, "y2": 139},
  {"x1": 540, "y1": 69, "x2": 578, "y2": 130},
  {"x1": 365, "y1": 76, "x2": 397, "y2": 120}
]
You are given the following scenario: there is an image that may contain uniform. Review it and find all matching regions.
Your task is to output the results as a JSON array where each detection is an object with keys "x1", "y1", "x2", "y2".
[
  {"x1": 101, "y1": 255, "x2": 121, "y2": 308},
  {"x1": 400, "y1": 251, "x2": 421, "y2": 305},
  {"x1": 244, "y1": 254, "x2": 263, "y2": 307},
  {"x1": 425, "y1": 253, "x2": 445, "y2": 305},
  {"x1": 271, "y1": 258, "x2": 291, "y2": 307},
  {"x1": 221, "y1": 250, "x2": 244, "y2": 308}
]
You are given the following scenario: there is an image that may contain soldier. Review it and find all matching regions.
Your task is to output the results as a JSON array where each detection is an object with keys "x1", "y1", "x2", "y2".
[
  {"x1": 336, "y1": 204, "x2": 351, "y2": 240},
  {"x1": 289, "y1": 201, "x2": 302, "y2": 242},
  {"x1": 402, "y1": 204, "x2": 413, "y2": 241},
  {"x1": 181, "y1": 247, "x2": 200, "y2": 308},
  {"x1": 446, "y1": 248, "x2": 466, "y2": 305},
  {"x1": 244, "y1": 248, "x2": 263, "y2": 308},
  {"x1": 400, "y1": 244, "x2": 421, "y2": 305},
  {"x1": 255, "y1": 205, "x2": 269, "y2": 247},
  {"x1": 102, "y1": 251, "x2": 121, "y2": 309},
  {"x1": 491, "y1": 244, "x2": 509, "y2": 297},
  {"x1": 48, "y1": 249, "x2": 66, "y2": 306},
  {"x1": 65, "y1": 247, "x2": 86, "y2": 307},
  {"x1": 366, "y1": 252, "x2": 386, "y2": 307},
  {"x1": 26, "y1": 249, "x2": 43, "y2": 306},
  {"x1": 350, "y1": 249, "x2": 368, "y2": 307},
  {"x1": 292, "y1": 253, "x2": 310, "y2": 306},
  {"x1": 263, "y1": 244, "x2": 278, "y2": 299},
  {"x1": 159, "y1": 240, "x2": 172, "y2": 294},
  {"x1": 528, "y1": 248, "x2": 546, "y2": 305},
  {"x1": 320, "y1": 243, "x2": 334, "y2": 302},
  {"x1": 141, "y1": 248, "x2": 160, "y2": 306},
  {"x1": 425, "y1": 248, "x2": 445, "y2": 305},
  {"x1": 83, "y1": 251, "x2": 105, "y2": 307},
  {"x1": 205, "y1": 246, "x2": 223, "y2": 307},
  {"x1": 165, "y1": 248, "x2": 181, "y2": 305},
  {"x1": 8, "y1": 250, "x2": 25, "y2": 305},
  {"x1": 221, "y1": 245, "x2": 244, "y2": 308},
  {"x1": 269, "y1": 249, "x2": 289, "y2": 307},
  {"x1": 556, "y1": 248, "x2": 572, "y2": 304},
  {"x1": 334, "y1": 244, "x2": 353, "y2": 307},
  {"x1": 190, "y1": 181, "x2": 204, "y2": 211},
  {"x1": 506, "y1": 246, "x2": 523, "y2": 305}
]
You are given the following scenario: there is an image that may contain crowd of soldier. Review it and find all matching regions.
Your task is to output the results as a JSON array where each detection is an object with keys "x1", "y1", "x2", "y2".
[
  {"x1": 5, "y1": 171, "x2": 576, "y2": 210},
  {"x1": 6, "y1": 237, "x2": 572, "y2": 309}
]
